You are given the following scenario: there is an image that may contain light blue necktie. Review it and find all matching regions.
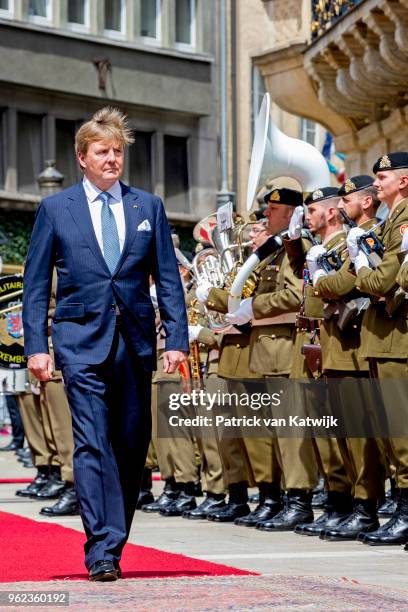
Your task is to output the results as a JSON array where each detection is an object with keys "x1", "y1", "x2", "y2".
[{"x1": 100, "y1": 191, "x2": 121, "y2": 274}]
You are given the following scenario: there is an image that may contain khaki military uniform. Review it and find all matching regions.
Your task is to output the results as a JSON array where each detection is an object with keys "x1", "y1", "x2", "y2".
[
  {"x1": 284, "y1": 233, "x2": 351, "y2": 495},
  {"x1": 314, "y1": 219, "x2": 386, "y2": 501},
  {"x1": 356, "y1": 198, "x2": 408, "y2": 489}
]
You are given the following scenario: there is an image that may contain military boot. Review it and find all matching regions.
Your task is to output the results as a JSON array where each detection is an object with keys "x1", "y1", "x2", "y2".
[
  {"x1": 136, "y1": 467, "x2": 154, "y2": 509},
  {"x1": 183, "y1": 493, "x2": 226, "y2": 519},
  {"x1": 362, "y1": 489, "x2": 408, "y2": 546},
  {"x1": 295, "y1": 491, "x2": 353, "y2": 536},
  {"x1": 160, "y1": 482, "x2": 196, "y2": 516},
  {"x1": 320, "y1": 498, "x2": 379, "y2": 541},
  {"x1": 15, "y1": 466, "x2": 49, "y2": 498},
  {"x1": 257, "y1": 489, "x2": 313, "y2": 531},
  {"x1": 142, "y1": 477, "x2": 179, "y2": 513},
  {"x1": 235, "y1": 483, "x2": 282, "y2": 527},
  {"x1": 378, "y1": 478, "x2": 398, "y2": 518},
  {"x1": 207, "y1": 481, "x2": 250, "y2": 522}
]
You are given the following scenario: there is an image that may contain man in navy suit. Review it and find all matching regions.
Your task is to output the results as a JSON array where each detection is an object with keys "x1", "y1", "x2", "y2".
[{"x1": 23, "y1": 107, "x2": 189, "y2": 581}]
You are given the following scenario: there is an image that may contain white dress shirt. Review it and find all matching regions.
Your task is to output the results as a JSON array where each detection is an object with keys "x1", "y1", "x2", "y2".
[{"x1": 82, "y1": 176, "x2": 126, "y2": 255}]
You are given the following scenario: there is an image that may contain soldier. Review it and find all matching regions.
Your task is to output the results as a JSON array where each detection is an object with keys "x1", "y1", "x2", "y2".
[
  {"x1": 347, "y1": 153, "x2": 408, "y2": 546},
  {"x1": 225, "y1": 188, "x2": 320, "y2": 531},
  {"x1": 306, "y1": 175, "x2": 387, "y2": 540},
  {"x1": 284, "y1": 188, "x2": 353, "y2": 536}
]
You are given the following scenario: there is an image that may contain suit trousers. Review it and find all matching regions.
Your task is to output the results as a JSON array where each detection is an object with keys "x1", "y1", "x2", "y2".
[{"x1": 62, "y1": 323, "x2": 152, "y2": 569}]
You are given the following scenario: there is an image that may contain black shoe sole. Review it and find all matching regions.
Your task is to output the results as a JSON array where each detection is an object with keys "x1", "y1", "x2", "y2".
[{"x1": 89, "y1": 571, "x2": 118, "y2": 582}]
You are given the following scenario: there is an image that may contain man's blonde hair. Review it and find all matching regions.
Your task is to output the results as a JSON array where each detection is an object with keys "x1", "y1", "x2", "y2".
[{"x1": 75, "y1": 107, "x2": 134, "y2": 155}]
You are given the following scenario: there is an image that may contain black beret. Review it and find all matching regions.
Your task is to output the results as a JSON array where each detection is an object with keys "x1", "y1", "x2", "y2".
[
  {"x1": 338, "y1": 175, "x2": 374, "y2": 196},
  {"x1": 253, "y1": 207, "x2": 267, "y2": 221},
  {"x1": 304, "y1": 186, "x2": 339, "y2": 205},
  {"x1": 373, "y1": 152, "x2": 408, "y2": 174},
  {"x1": 263, "y1": 188, "x2": 303, "y2": 207}
]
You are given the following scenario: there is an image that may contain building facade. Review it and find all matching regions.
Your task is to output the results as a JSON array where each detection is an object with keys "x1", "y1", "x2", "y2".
[
  {"x1": 0, "y1": 0, "x2": 217, "y2": 237},
  {"x1": 254, "y1": 0, "x2": 408, "y2": 177}
]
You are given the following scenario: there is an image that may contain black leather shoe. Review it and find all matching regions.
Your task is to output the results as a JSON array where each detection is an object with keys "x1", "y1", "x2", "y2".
[
  {"x1": 362, "y1": 491, "x2": 408, "y2": 545},
  {"x1": 378, "y1": 497, "x2": 398, "y2": 518},
  {"x1": 16, "y1": 468, "x2": 49, "y2": 498},
  {"x1": 295, "y1": 492, "x2": 353, "y2": 537},
  {"x1": 207, "y1": 502, "x2": 250, "y2": 522},
  {"x1": 0, "y1": 441, "x2": 23, "y2": 452},
  {"x1": 40, "y1": 486, "x2": 80, "y2": 516},
  {"x1": 312, "y1": 490, "x2": 328, "y2": 509},
  {"x1": 136, "y1": 489, "x2": 154, "y2": 509},
  {"x1": 113, "y1": 560, "x2": 122, "y2": 578},
  {"x1": 16, "y1": 448, "x2": 32, "y2": 460},
  {"x1": 193, "y1": 480, "x2": 203, "y2": 497},
  {"x1": 34, "y1": 473, "x2": 67, "y2": 500},
  {"x1": 89, "y1": 560, "x2": 118, "y2": 582},
  {"x1": 142, "y1": 489, "x2": 179, "y2": 513},
  {"x1": 257, "y1": 489, "x2": 313, "y2": 531},
  {"x1": 235, "y1": 498, "x2": 282, "y2": 527},
  {"x1": 320, "y1": 500, "x2": 379, "y2": 541},
  {"x1": 23, "y1": 457, "x2": 35, "y2": 469},
  {"x1": 183, "y1": 496, "x2": 226, "y2": 519},
  {"x1": 248, "y1": 492, "x2": 260, "y2": 504},
  {"x1": 160, "y1": 492, "x2": 196, "y2": 516}
]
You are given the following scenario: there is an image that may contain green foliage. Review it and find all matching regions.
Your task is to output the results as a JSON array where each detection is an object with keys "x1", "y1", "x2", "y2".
[{"x1": 0, "y1": 211, "x2": 35, "y2": 264}]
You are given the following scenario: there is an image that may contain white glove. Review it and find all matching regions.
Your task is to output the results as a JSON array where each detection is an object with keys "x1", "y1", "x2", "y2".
[
  {"x1": 306, "y1": 244, "x2": 327, "y2": 275},
  {"x1": 225, "y1": 297, "x2": 254, "y2": 326},
  {"x1": 401, "y1": 228, "x2": 408, "y2": 252},
  {"x1": 195, "y1": 280, "x2": 212, "y2": 303},
  {"x1": 346, "y1": 226, "x2": 365, "y2": 263},
  {"x1": 288, "y1": 206, "x2": 304, "y2": 240},
  {"x1": 188, "y1": 325, "x2": 203, "y2": 343},
  {"x1": 354, "y1": 250, "x2": 370, "y2": 273}
]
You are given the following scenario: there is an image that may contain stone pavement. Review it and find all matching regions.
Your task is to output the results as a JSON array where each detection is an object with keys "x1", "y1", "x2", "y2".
[{"x1": 1, "y1": 443, "x2": 408, "y2": 610}]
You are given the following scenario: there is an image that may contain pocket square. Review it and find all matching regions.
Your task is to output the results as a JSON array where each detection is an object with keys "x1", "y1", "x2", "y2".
[{"x1": 137, "y1": 219, "x2": 151, "y2": 231}]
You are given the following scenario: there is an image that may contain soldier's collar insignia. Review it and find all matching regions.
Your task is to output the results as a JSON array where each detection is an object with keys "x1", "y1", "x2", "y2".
[
  {"x1": 379, "y1": 155, "x2": 392, "y2": 169},
  {"x1": 345, "y1": 179, "x2": 356, "y2": 193},
  {"x1": 312, "y1": 189, "x2": 323, "y2": 200},
  {"x1": 269, "y1": 190, "x2": 280, "y2": 202}
]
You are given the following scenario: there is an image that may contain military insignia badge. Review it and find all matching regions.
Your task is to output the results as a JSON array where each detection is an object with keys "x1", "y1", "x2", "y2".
[
  {"x1": 400, "y1": 223, "x2": 408, "y2": 236},
  {"x1": 379, "y1": 155, "x2": 392, "y2": 169},
  {"x1": 269, "y1": 190, "x2": 280, "y2": 202},
  {"x1": 366, "y1": 238, "x2": 375, "y2": 249},
  {"x1": 312, "y1": 189, "x2": 323, "y2": 200},
  {"x1": 345, "y1": 179, "x2": 356, "y2": 193}
]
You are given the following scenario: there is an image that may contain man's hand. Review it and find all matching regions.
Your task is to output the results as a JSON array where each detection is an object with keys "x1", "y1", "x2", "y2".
[
  {"x1": 163, "y1": 350, "x2": 188, "y2": 374},
  {"x1": 288, "y1": 206, "x2": 304, "y2": 240},
  {"x1": 354, "y1": 250, "x2": 370, "y2": 273},
  {"x1": 188, "y1": 325, "x2": 203, "y2": 343},
  {"x1": 27, "y1": 353, "x2": 54, "y2": 382},
  {"x1": 401, "y1": 228, "x2": 408, "y2": 253},
  {"x1": 346, "y1": 226, "x2": 365, "y2": 263},
  {"x1": 195, "y1": 280, "x2": 213, "y2": 304},
  {"x1": 225, "y1": 297, "x2": 253, "y2": 325}
]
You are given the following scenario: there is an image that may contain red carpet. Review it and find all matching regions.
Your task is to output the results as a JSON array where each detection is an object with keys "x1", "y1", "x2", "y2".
[
  {"x1": 0, "y1": 478, "x2": 32, "y2": 484},
  {"x1": 0, "y1": 512, "x2": 256, "y2": 582}
]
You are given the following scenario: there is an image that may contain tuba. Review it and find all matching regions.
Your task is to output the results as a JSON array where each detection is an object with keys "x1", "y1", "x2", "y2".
[{"x1": 228, "y1": 93, "x2": 331, "y2": 314}]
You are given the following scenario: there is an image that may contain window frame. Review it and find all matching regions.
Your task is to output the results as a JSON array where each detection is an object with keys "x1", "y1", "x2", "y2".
[
  {"x1": 139, "y1": 0, "x2": 161, "y2": 46},
  {"x1": 300, "y1": 118, "x2": 317, "y2": 148},
  {"x1": 66, "y1": 0, "x2": 90, "y2": 33},
  {"x1": 174, "y1": 0, "x2": 196, "y2": 51},
  {"x1": 0, "y1": 0, "x2": 14, "y2": 19},
  {"x1": 103, "y1": 0, "x2": 126, "y2": 39},
  {"x1": 27, "y1": 0, "x2": 53, "y2": 25}
]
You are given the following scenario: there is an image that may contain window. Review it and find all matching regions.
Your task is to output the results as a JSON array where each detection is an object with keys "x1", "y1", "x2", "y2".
[
  {"x1": 104, "y1": 0, "x2": 125, "y2": 33},
  {"x1": 164, "y1": 136, "x2": 190, "y2": 213},
  {"x1": 300, "y1": 118, "x2": 317, "y2": 147},
  {"x1": 0, "y1": 111, "x2": 5, "y2": 190},
  {"x1": 140, "y1": 0, "x2": 160, "y2": 40},
  {"x1": 251, "y1": 65, "x2": 266, "y2": 140},
  {"x1": 17, "y1": 113, "x2": 44, "y2": 194},
  {"x1": 67, "y1": 0, "x2": 88, "y2": 27},
  {"x1": 129, "y1": 131, "x2": 153, "y2": 193},
  {"x1": 175, "y1": 0, "x2": 195, "y2": 48},
  {"x1": 0, "y1": 0, "x2": 13, "y2": 16},
  {"x1": 28, "y1": 0, "x2": 52, "y2": 22},
  {"x1": 56, "y1": 119, "x2": 79, "y2": 188}
]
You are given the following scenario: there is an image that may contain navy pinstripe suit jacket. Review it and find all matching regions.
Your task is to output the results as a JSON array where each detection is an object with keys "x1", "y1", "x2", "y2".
[{"x1": 22, "y1": 181, "x2": 188, "y2": 370}]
